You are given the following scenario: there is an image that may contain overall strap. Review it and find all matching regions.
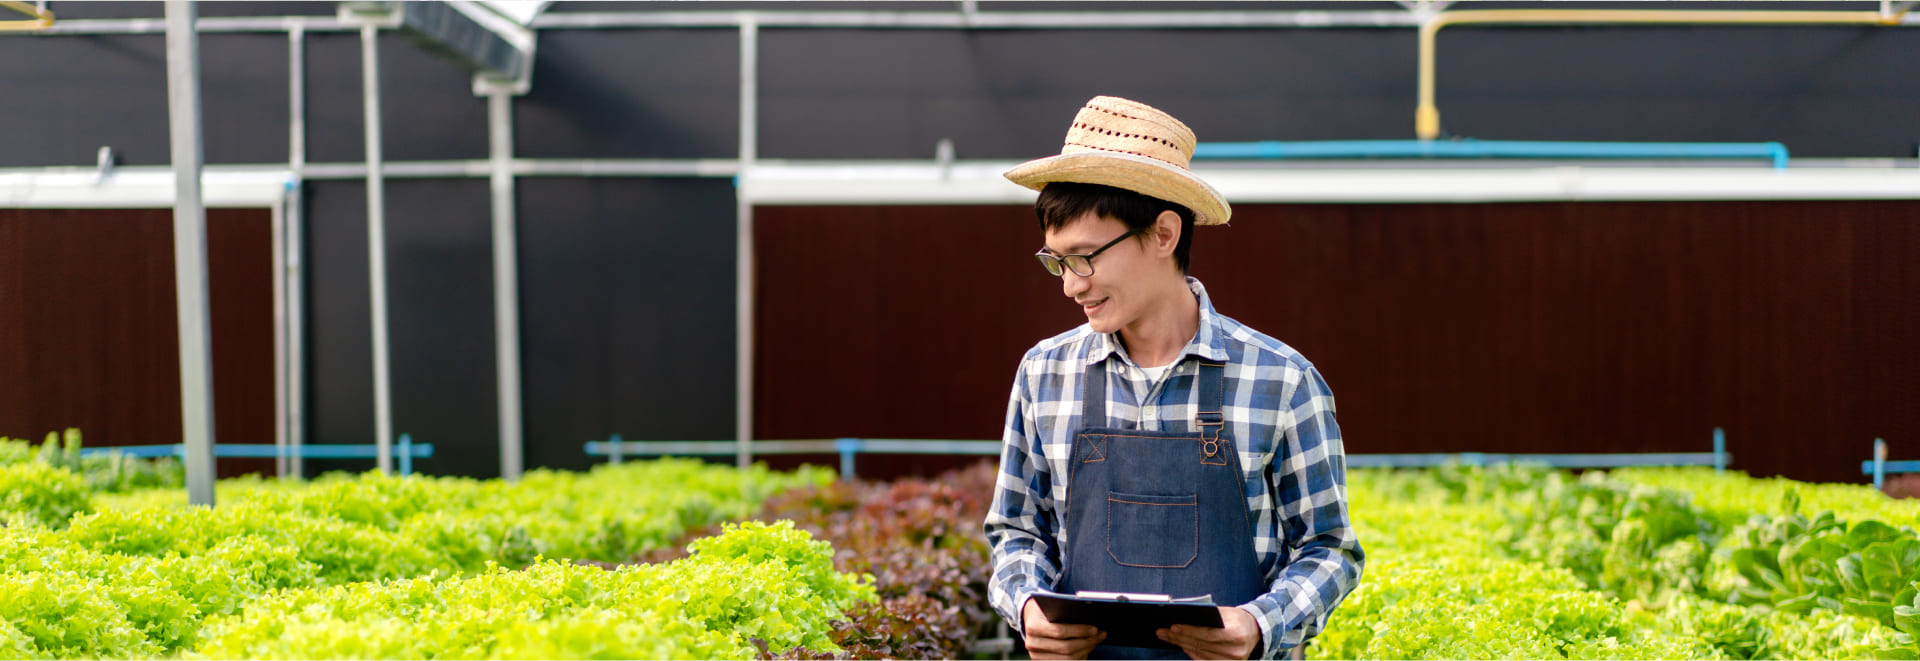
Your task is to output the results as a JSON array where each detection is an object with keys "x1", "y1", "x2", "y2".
[
  {"x1": 1082, "y1": 357, "x2": 1108, "y2": 429},
  {"x1": 1196, "y1": 361, "x2": 1226, "y2": 442},
  {"x1": 1083, "y1": 357, "x2": 1225, "y2": 435}
]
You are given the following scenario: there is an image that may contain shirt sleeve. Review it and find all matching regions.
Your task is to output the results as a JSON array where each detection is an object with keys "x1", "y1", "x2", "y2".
[
  {"x1": 983, "y1": 358, "x2": 1063, "y2": 635},
  {"x1": 1238, "y1": 364, "x2": 1366, "y2": 659}
]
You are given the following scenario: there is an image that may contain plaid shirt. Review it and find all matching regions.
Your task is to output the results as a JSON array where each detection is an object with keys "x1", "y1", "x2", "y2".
[{"x1": 985, "y1": 278, "x2": 1363, "y2": 659}]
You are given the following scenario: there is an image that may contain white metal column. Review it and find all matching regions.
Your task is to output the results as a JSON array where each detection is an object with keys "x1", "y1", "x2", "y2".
[
  {"x1": 362, "y1": 23, "x2": 394, "y2": 475},
  {"x1": 286, "y1": 25, "x2": 306, "y2": 479},
  {"x1": 284, "y1": 184, "x2": 305, "y2": 479},
  {"x1": 164, "y1": 0, "x2": 216, "y2": 506},
  {"x1": 735, "y1": 17, "x2": 757, "y2": 469},
  {"x1": 270, "y1": 184, "x2": 288, "y2": 479},
  {"x1": 488, "y1": 89, "x2": 524, "y2": 481}
]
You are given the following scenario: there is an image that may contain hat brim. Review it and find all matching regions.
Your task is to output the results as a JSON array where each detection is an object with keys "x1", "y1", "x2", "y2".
[{"x1": 1004, "y1": 151, "x2": 1231, "y2": 226}]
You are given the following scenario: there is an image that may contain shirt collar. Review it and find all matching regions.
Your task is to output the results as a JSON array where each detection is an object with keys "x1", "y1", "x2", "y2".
[{"x1": 1085, "y1": 277, "x2": 1231, "y2": 367}]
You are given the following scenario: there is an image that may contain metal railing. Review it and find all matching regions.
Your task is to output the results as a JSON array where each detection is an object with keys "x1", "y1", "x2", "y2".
[
  {"x1": 78, "y1": 433, "x2": 435, "y2": 476},
  {"x1": 1194, "y1": 139, "x2": 1791, "y2": 170},
  {"x1": 586, "y1": 427, "x2": 1735, "y2": 475},
  {"x1": 585, "y1": 435, "x2": 1002, "y2": 478},
  {"x1": 1347, "y1": 427, "x2": 1730, "y2": 470}
]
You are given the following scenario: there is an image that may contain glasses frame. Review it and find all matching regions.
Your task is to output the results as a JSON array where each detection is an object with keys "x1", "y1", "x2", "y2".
[{"x1": 1035, "y1": 229, "x2": 1139, "y2": 277}]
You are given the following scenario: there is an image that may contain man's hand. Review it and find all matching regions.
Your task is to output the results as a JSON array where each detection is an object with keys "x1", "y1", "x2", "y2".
[
  {"x1": 1022, "y1": 596, "x2": 1106, "y2": 660},
  {"x1": 1158, "y1": 606, "x2": 1261, "y2": 660}
]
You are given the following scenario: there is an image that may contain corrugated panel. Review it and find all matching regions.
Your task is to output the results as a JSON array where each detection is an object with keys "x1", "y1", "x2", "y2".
[
  {"x1": 754, "y1": 201, "x2": 1919, "y2": 484},
  {"x1": 0, "y1": 208, "x2": 275, "y2": 478}
]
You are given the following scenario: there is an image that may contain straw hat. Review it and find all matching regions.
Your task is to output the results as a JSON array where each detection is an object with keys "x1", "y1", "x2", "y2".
[{"x1": 1004, "y1": 96, "x2": 1230, "y2": 226}]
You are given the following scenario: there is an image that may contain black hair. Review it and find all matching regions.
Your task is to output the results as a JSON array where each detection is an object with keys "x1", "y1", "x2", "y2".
[{"x1": 1034, "y1": 182, "x2": 1196, "y2": 273}]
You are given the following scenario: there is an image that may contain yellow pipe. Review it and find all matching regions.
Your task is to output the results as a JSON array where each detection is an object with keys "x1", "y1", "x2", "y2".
[
  {"x1": 1417, "y1": 9, "x2": 1906, "y2": 140},
  {"x1": 0, "y1": 0, "x2": 53, "y2": 32}
]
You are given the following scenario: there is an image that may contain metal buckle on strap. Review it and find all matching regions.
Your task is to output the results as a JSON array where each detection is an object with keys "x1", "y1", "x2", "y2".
[{"x1": 1197, "y1": 414, "x2": 1224, "y2": 455}]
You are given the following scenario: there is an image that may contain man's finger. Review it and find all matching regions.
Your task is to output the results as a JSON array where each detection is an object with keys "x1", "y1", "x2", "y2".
[
  {"x1": 1031, "y1": 621, "x2": 1103, "y2": 640},
  {"x1": 1023, "y1": 598, "x2": 1103, "y2": 640},
  {"x1": 1160, "y1": 625, "x2": 1255, "y2": 660},
  {"x1": 1025, "y1": 637, "x2": 1072, "y2": 656},
  {"x1": 1025, "y1": 631, "x2": 1107, "y2": 660},
  {"x1": 1166, "y1": 624, "x2": 1231, "y2": 641}
]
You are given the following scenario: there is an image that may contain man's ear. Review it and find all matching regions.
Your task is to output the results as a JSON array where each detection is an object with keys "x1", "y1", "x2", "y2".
[{"x1": 1152, "y1": 210, "x2": 1182, "y2": 258}]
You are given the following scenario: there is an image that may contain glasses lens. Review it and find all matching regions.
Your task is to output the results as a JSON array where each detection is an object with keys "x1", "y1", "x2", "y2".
[
  {"x1": 1036, "y1": 253, "x2": 1064, "y2": 276},
  {"x1": 1063, "y1": 255, "x2": 1094, "y2": 277}
]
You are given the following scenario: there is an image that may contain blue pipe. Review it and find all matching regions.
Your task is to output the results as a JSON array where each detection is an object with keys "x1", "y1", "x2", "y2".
[
  {"x1": 1864, "y1": 460, "x2": 1920, "y2": 482},
  {"x1": 1193, "y1": 139, "x2": 1789, "y2": 169},
  {"x1": 585, "y1": 438, "x2": 1728, "y2": 474},
  {"x1": 80, "y1": 443, "x2": 433, "y2": 461},
  {"x1": 1348, "y1": 452, "x2": 1724, "y2": 469}
]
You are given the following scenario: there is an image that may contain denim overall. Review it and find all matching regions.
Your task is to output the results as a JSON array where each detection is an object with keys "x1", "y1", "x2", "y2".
[{"x1": 1060, "y1": 359, "x2": 1265, "y2": 659}]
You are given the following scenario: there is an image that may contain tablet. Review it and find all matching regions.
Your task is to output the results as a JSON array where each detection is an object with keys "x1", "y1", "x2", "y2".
[{"x1": 1030, "y1": 590, "x2": 1223, "y2": 650}]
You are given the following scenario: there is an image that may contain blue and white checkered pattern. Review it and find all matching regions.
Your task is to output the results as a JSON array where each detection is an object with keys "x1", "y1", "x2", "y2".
[{"x1": 985, "y1": 278, "x2": 1364, "y2": 659}]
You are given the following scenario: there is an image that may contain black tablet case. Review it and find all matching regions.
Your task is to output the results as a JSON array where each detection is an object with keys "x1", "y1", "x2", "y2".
[{"x1": 1031, "y1": 592, "x2": 1224, "y2": 650}]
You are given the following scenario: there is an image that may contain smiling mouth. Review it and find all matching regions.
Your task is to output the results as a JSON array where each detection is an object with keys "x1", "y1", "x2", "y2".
[{"x1": 1080, "y1": 298, "x2": 1108, "y2": 314}]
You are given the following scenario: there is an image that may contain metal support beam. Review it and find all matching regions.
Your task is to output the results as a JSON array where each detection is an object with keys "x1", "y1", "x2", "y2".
[
  {"x1": 164, "y1": 0, "x2": 216, "y2": 506},
  {"x1": 1873, "y1": 438, "x2": 1889, "y2": 489},
  {"x1": 398, "y1": 1, "x2": 534, "y2": 89},
  {"x1": 735, "y1": 17, "x2": 757, "y2": 469},
  {"x1": 488, "y1": 89, "x2": 524, "y2": 481},
  {"x1": 530, "y1": 10, "x2": 1423, "y2": 29},
  {"x1": 29, "y1": 8, "x2": 1920, "y2": 35},
  {"x1": 284, "y1": 182, "x2": 305, "y2": 479},
  {"x1": 296, "y1": 158, "x2": 741, "y2": 179},
  {"x1": 362, "y1": 22, "x2": 394, "y2": 475},
  {"x1": 270, "y1": 181, "x2": 288, "y2": 480},
  {"x1": 286, "y1": 25, "x2": 306, "y2": 479}
]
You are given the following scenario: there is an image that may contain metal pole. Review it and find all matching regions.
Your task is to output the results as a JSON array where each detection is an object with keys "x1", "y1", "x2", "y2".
[
  {"x1": 362, "y1": 23, "x2": 394, "y2": 475},
  {"x1": 289, "y1": 26, "x2": 305, "y2": 175},
  {"x1": 285, "y1": 182, "x2": 305, "y2": 479},
  {"x1": 529, "y1": 9, "x2": 1428, "y2": 30},
  {"x1": 838, "y1": 438, "x2": 856, "y2": 478},
  {"x1": 1875, "y1": 438, "x2": 1888, "y2": 489},
  {"x1": 734, "y1": 16, "x2": 757, "y2": 469},
  {"x1": 1712, "y1": 426, "x2": 1726, "y2": 471},
  {"x1": 271, "y1": 190, "x2": 288, "y2": 478},
  {"x1": 287, "y1": 25, "x2": 306, "y2": 479},
  {"x1": 164, "y1": 0, "x2": 216, "y2": 507},
  {"x1": 488, "y1": 89, "x2": 524, "y2": 481}
]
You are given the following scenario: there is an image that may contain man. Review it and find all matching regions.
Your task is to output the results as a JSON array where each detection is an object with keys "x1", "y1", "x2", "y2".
[{"x1": 984, "y1": 96, "x2": 1364, "y2": 660}]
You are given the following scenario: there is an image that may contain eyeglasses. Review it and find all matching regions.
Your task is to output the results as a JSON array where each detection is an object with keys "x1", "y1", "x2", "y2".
[{"x1": 1035, "y1": 229, "x2": 1138, "y2": 277}]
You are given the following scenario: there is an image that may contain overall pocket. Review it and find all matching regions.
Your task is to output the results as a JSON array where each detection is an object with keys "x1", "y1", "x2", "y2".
[{"x1": 1106, "y1": 492, "x2": 1198, "y2": 568}]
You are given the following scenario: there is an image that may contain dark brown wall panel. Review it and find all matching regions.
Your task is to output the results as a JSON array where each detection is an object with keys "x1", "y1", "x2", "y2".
[
  {"x1": 754, "y1": 201, "x2": 1919, "y2": 485},
  {"x1": 751, "y1": 205, "x2": 1075, "y2": 479},
  {"x1": 751, "y1": 209, "x2": 1074, "y2": 427},
  {"x1": 205, "y1": 209, "x2": 276, "y2": 477},
  {"x1": 0, "y1": 208, "x2": 275, "y2": 477}
]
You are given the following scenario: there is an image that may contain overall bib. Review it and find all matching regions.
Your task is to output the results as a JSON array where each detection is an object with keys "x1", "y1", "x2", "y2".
[{"x1": 1060, "y1": 359, "x2": 1266, "y2": 659}]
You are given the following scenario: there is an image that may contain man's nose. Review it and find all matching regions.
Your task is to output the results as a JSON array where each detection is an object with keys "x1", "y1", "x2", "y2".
[{"x1": 1061, "y1": 269, "x2": 1090, "y2": 298}]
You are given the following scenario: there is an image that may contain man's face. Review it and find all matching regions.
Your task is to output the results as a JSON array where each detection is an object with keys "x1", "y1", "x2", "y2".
[{"x1": 1041, "y1": 212, "x2": 1151, "y2": 334}]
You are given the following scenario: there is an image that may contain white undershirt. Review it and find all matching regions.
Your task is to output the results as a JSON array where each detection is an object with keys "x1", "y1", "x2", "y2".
[{"x1": 1137, "y1": 362, "x2": 1173, "y2": 386}]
